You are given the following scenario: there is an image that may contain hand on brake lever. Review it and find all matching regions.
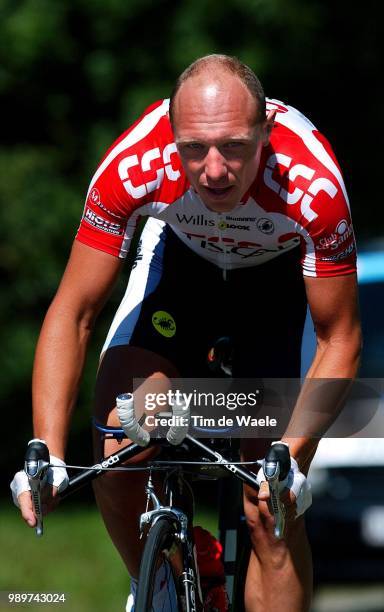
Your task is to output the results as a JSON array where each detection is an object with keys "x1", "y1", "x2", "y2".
[
  {"x1": 10, "y1": 445, "x2": 69, "y2": 530},
  {"x1": 256, "y1": 456, "x2": 312, "y2": 520}
]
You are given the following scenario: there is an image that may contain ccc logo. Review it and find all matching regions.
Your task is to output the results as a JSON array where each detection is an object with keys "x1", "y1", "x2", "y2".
[
  {"x1": 263, "y1": 154, "x2": 338, "y2": 222},
  {"x1": 118, "y1": 144, "x2": 181, "y2": 199}
]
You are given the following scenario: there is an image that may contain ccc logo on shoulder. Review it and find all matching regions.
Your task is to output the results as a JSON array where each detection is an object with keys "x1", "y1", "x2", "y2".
[
  {"x1": 263, "y1": 154, "x2": 338, "y2": 222},
  {"x1": 118, "y1": 145, "x2": 181, "y2": 199},
  {"x1": 152, "y1": 311, "x2": 176, "y2": 338}
]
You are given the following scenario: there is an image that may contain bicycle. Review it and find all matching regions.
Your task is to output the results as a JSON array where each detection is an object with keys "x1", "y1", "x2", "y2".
[{"x1": 24, "y1": 399, "x2": 291, "y2": 612}]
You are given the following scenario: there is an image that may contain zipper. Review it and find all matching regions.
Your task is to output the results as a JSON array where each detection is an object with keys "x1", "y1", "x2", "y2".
[{"x1": 217, "y1": 215, "x2": 228, "y2": 281}]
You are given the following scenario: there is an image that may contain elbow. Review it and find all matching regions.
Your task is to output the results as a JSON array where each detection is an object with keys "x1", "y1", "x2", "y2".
[
  {"x1": 46, "y1": 296, "x2": 99, "y2": 337},
  {"x1": 77, "y1": 308, "x2": 99, "y2": 335}
]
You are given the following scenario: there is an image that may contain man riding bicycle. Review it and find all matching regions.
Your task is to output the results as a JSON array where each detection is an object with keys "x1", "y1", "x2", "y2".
[{"x1": 11, "y1": 54, "x2": 361, "y2": 611}]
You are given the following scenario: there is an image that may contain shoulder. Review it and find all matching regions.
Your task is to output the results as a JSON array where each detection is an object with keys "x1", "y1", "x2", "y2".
[
  {"x1": 94, "y1": 98, "x2": 173, "y2": 181},
  {"x1": 86, "y1": 98, "x2": 187, "y2": 209},
  {"x1": 255, "y1": 99, "x2": 356, "y2": 278},
  {"x1": 265, "y1": 98, "x2": 344, "y2": 184},
  {"x1": 253, "y1": 98, "x2": 349, "y2": 222}
]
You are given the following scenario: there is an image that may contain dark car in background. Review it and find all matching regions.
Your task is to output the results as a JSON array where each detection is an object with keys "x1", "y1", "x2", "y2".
[{"x1": 302, "y1": 246, "x2": 384, "y2": 583}]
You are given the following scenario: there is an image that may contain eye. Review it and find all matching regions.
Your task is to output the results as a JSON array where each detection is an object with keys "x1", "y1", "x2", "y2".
[
  {"x1": 223, "y1": 141, "x2": 245, "y2": 150},
  {"x1": 178, "y1": 142, "x2": 206, "y2": 158},
  {"x1": 185, "y1": 142, "x2": 205, "y2": 151}
]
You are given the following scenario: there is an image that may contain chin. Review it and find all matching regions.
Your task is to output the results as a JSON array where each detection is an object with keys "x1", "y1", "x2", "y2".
[
  {"x1": 207, "y1": 202, "x2": 237, "y2": 213},
  {"x1": 199, "y1": 196, "x2": 238, "y2": 213}
]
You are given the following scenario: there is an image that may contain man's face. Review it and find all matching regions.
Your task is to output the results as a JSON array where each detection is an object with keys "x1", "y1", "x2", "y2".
[{"x1": 172, "y1": 75, "x2": 271, "y2": 213}]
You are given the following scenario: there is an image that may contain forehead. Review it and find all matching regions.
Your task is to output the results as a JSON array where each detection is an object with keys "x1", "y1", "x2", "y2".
[{"x1": 172, "y1": 74, "x2": 258, "y2": 140}]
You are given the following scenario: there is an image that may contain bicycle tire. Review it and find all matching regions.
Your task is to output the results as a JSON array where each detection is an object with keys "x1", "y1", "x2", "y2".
[{"x1": 135, "y1": 517, "x2": 185, "y2": 611}]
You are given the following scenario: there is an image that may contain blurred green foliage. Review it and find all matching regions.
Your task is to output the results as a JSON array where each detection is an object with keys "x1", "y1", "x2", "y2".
[
  {"x1": 0, "y1": 504, "x2": 217, "y2": 610},
  {"x1": 0, "y1": 0, "x2": 380, "y2": 482}
]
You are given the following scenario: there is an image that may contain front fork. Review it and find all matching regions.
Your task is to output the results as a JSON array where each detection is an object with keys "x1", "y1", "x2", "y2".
[{"x1": 140, "y1": 472, "x2": 203, "y2": 612}]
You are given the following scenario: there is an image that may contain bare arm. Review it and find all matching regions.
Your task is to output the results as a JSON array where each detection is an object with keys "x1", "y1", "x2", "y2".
[
  {"x1": 32, "y1": 240, "x2": 124, "y2": 458},
  {"x1": 282, "y1": 273, "x2": 362, "y2": 470}
]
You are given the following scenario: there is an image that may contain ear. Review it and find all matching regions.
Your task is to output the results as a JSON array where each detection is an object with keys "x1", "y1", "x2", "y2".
[{"x1": 262, "y1": 109, "x2": 277, "y2": 146}]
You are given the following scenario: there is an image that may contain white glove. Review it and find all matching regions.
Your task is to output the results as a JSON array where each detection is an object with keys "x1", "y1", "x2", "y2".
[
  {"x1": 10, "y1": 455, "x2": 69, "y2": 508},
  {"x1": 256, "y1": 456, "x2": 312, "y2": 517}
]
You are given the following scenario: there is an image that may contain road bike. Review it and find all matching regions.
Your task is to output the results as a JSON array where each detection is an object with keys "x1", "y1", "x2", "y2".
[{"x1": 24, "y1": 407, "x2": 290, "y2": 611}]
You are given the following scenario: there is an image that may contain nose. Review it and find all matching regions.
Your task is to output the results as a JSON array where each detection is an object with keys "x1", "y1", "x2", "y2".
[{"x1": 204, "y1": 147, "x2": 227, "y2": 183}]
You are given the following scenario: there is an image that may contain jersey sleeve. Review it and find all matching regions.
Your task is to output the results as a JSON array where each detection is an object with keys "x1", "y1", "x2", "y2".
[
  {"x1": 299, "y1": 133, "x2": 357, "y2": 278},
  {"x1": 75, "y1": 100, "x2": 167, "y2": 258},
  {"x1": 75, "y1": 130, "x2": 143, "y2": 258},
  {"x1": 75, "y1": 185, "x2": 137, "y2": 259}
]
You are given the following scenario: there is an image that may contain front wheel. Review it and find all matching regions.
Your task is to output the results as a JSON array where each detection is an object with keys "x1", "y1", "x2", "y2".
[{"x1": 136, "y1": 517, "x2": 199, "y2": 611}]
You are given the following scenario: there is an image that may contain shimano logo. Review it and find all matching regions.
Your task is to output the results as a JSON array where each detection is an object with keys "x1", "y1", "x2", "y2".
[{"x1": 226, "y1": 215, "x2": 256, "y2": 222}]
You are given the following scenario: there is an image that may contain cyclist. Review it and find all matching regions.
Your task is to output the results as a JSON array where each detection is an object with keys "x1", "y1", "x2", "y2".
[{"x1": 11, "y1": 54, "x2": 361, "y2": 611}]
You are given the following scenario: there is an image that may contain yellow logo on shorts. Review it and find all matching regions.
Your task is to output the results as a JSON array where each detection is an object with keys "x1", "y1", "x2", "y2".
[{"x1": 152, "y1": 311, "x2": 176, "y2": 338}]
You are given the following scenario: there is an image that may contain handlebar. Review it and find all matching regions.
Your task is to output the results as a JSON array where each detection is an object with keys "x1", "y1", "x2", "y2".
[{"x1": 23, "y1": 431, "x2": 291, "y2": 541}]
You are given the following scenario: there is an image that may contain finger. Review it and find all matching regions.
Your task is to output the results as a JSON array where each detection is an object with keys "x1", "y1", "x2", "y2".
[
  {"x1": 280, "y1": 488, "x2": 297, "y2": 507},
  {"x1": 41, "y1": 486, "x2": 60, "y2": 514},
  {"x1": 285, "y1": 506, "x2": 297, "y2": 523},
  {"x1": 258, "y1": 480, "x2": 270, "y2": 501},
  {"x1": 280, "y1": 489, "x2": 293, "y2": 505},
  {"x1": 18, "y1": 492, "x2": 36, "y2": 527},
  {"x1": 41, "y1": 484, "x2": 59, "y2": 502}
]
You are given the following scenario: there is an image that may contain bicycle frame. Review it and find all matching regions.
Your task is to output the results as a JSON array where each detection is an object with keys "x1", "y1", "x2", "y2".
[{"x1": 25, "y1": 431, "x2": 290, "y2": 610}]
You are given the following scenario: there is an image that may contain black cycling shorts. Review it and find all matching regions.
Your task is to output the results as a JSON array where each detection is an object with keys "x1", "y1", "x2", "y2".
[{"x1": 102, "y1": 218, "x2": 307, "y2": 378}]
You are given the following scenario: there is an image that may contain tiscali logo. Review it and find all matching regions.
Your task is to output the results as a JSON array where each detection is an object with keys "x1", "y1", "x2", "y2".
[{"x1": 152, "y1": 311, "x2": 176, "y2": 338}]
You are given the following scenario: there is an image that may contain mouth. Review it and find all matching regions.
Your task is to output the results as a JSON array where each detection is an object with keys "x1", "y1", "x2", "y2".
[{"x1": 202, "y1": 186, "x2": 234, "y2": 200}]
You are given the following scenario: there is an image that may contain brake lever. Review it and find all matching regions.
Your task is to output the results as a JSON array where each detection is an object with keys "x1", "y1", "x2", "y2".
[
  {"x1": 24, "y1": 439, "x2": 50, "y2": 537},
  {"x1": 263, "y1": 442, "x2": 291, "y2": 539}
]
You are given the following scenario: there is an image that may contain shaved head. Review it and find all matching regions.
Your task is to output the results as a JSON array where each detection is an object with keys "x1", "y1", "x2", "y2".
[
  {"x1": 169, "y1": 54, "x2": 266, "y2": 127},
  {"x1": 168, "y1": 54, "x2": 275, "y2": 213}
]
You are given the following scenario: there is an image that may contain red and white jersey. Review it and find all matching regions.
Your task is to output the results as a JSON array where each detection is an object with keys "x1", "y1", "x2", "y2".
[{"x1": 76, "y1": 98, "x2": 356, "y2": 277}]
